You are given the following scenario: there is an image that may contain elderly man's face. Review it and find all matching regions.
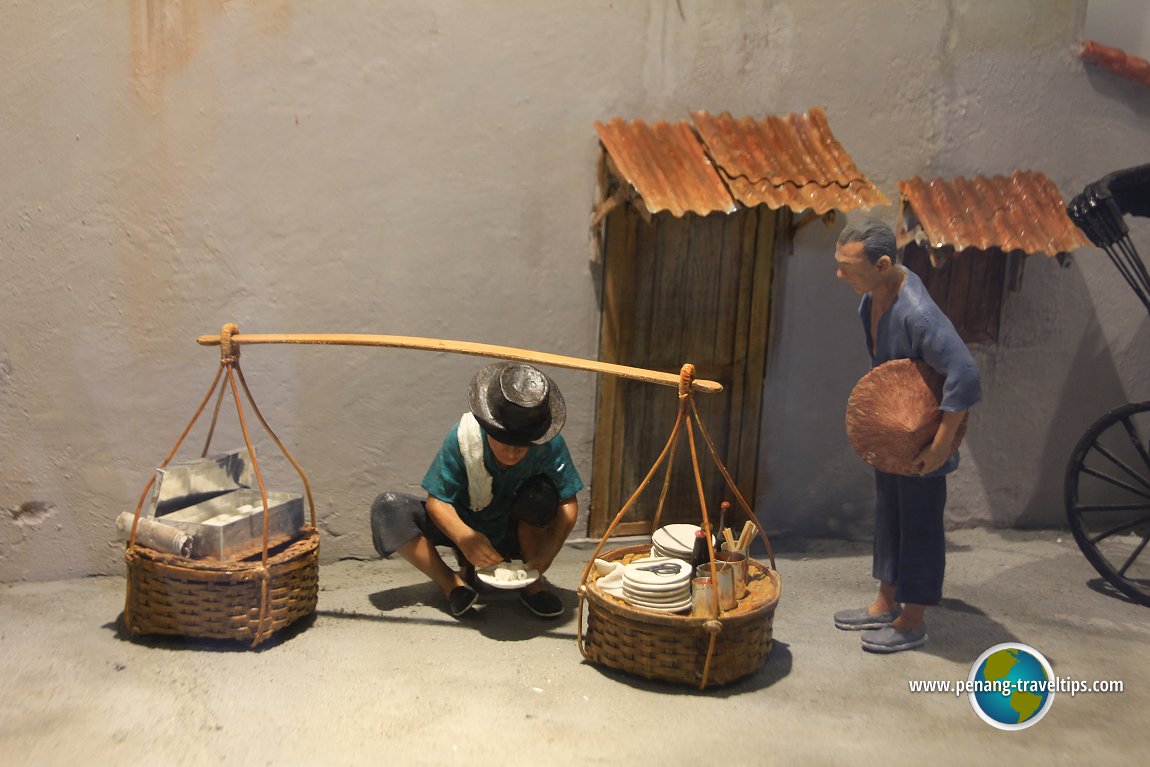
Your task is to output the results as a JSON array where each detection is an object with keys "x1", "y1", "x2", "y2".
[{"x1": 834, "y1": 240, "x2": 886, "y2": 294}]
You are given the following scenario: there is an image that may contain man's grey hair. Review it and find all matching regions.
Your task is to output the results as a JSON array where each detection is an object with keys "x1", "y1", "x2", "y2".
[{"x1": 837, "y1": 221, "x2": 897, "y2": 265}]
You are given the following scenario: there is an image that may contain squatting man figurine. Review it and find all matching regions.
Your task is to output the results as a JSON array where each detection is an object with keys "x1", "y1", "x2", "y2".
[
  {"x1": 832, "y1": 222, "x2": 982, "y2": 653},
  {"x1": 370, "y1": 362, "x2": 583, "y2": 618}
]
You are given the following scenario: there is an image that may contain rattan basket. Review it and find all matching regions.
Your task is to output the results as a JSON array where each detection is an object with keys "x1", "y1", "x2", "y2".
[
  {"x1": 577, "y1": 365, "x2": 782, "y2": 689},
  {"x1": 121, "y1": 324, "x2": 319, "y2": 648},
  {"x1": 580, "y1": 545, "x2": 781, "y2": 688},
  {"x1": 124, "y1": 529, "x2": 319, "y2": 646}
]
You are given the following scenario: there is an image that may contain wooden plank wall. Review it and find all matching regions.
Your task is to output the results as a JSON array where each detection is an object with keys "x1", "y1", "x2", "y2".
[
  {"x1": 903, "y1": 243, "x2": 1006, "y2": 345},
  {"x1": 590, "y1": 203, "x2": 777, "y2": 537}
]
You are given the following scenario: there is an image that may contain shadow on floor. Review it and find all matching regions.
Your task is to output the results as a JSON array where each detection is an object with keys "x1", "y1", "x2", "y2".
[
  {"x1": 917, "y1": 597, "x2": 1019, "y2": 664},
  {"x1": 354, "y1": 582, "x2": 581, "y2": 643},
  {"x1": 101, "y1": 611, "x2": 318, "y2": 653},
  {"x1": 1086, "y1": 576, "x2": 1144, "y2": 606}
]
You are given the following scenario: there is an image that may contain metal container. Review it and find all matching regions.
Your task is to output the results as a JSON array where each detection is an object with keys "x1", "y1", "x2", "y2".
[{"x1": 146, "y1": 449, "x2": 304, "y2": 561}]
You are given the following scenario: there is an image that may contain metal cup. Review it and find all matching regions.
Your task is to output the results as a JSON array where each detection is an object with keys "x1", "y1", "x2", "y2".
[
  {"x1": 716, "y1": 546, "x2": 748, "y2": 599},
  {"x1": 695, "y1": 562, "x2": 737, "y2": 611},
  {"x1": 691, "y1": 577, "x2": 718, "y2": 618}
]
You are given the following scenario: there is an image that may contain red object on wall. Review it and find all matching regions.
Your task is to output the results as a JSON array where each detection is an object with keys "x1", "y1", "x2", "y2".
[{"x1": 1081, "y1": 40, "x2": 1150, "y2": 87}]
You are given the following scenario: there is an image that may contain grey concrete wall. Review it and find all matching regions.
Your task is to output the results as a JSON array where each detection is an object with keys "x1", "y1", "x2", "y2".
[
  {"x1": 2, "y1": 0, "x2": 1149, "y2": 581},
  {"x1": 758, "y1": 0, "x2": 1150, "y2": 536}
]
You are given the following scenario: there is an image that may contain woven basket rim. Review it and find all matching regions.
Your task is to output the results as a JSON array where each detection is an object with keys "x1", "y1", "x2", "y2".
[
  {"x1": 125, "y1": 527, "x2": 319, "y2": 572},
  {"x1": 583, "y1": 544, "x2": 781, "y2": 629}
]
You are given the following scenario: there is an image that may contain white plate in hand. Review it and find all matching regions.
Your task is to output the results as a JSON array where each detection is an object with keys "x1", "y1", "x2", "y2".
[{"x1": 476, "y1": 560, "x2": 540, "y2": 590}]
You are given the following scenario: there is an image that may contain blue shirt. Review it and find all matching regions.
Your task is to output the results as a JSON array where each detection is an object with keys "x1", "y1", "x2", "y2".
[
  {"x1": 422, "y1": 426, "x2": 584, "y2": 545},
  {"x1": 860, "y1": 267, "x2": 982, "y2": 474}
]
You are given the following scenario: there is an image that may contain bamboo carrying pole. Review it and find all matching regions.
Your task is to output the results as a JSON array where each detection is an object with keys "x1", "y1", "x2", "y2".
[{"x1": 196, "y1": 332, "x2": 724, "y2": 394}]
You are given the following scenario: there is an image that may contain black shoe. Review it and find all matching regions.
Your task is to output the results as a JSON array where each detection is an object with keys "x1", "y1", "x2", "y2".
[
  {"x1": 460, "y1": 563, "x2": 491, "y2": 594},
  {"x1": 448, "y1": 585, "x2": 478, "y2": 617},
  {"x1": 519, "y1": 587, "x2": 563, "y2": 619}
]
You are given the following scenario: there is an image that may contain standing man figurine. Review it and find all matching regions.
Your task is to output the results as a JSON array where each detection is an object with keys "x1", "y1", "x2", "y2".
[
  {"x1": 832, "y1": 222, "x2": 981, "y2": 653},
  {"x1": 370, "y1": 361, "x2": 582, "y2": 619}
]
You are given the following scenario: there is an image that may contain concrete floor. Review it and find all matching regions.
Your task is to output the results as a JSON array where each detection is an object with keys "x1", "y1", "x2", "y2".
[{"x1": 2, "y1": 528, "x2": 1147, "y2": 767}]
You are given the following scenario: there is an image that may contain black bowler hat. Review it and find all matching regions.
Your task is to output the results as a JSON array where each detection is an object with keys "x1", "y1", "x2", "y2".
[{"x1": 468, "y1": 362, "x2": 566, "y2": 447}]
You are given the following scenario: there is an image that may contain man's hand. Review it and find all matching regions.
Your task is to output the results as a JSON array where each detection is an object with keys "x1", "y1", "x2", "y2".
[
  {"x1": 912, "y1": 440, "x2": 951, "y2": 476},
  {"x1": 425, "y1": 495, "x2": 504, "y2": 568},
  {"x1": 912, "y1": 410, "x2": 966, "y2": 475},
  {"x1": 520, "y1": 498, "x2": 579, "y2": 575},
  {"x1": 457, "y1": 530, "x2": 503, "y2": 569}
]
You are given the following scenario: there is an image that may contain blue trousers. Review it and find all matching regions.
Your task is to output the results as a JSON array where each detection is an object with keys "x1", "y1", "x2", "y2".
[{"x1": 872, "y1": 470, "x2": 947, "y2": 606}]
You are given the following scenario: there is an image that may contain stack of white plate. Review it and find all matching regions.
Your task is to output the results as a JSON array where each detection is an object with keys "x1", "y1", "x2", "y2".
[
  {"x1": 621, "y1": 557, "x2": 692, "y2": 613},
  {"x1": 651, "y1": 523, "x2": 702, "y2": 560}
]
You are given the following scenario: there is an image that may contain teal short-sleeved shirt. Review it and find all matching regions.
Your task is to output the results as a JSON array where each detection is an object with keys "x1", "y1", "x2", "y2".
[{"x1": 421, "y1": 424, "x2": 584, "y2": 545}]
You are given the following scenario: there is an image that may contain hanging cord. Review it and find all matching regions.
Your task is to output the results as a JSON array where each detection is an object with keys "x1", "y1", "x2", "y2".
[
  {"x1": 200, "y1": 380, "x2": 229, "y2": 458},
  {"x1": 200, "y1": 323, "x2": 316, "y2": 529},
  {"x1": 578, "y1": 396, "x2": 688, "y2": 583},
  {"x1": 577, "y1": 363, "x2": 777, "y2": 688},
  {"x1": 686, "y1": 416, "x2": 722, "y2": 689},
  {"x1": 577, "y1": 392, "x2": 687, "y2": 657},
  {"x1": 649, "y1": 368, "x2": 691, "y2": 532},
  {"x1": 126, "y1": 324, "x2": 310, "y2": 645},
  {"x1": 235, "y1": 365, "x2": 317, "y2": 529},
  {"x1": 215, "y1": 322, "x2": 283, "y2": 642},
  {"x1": 689, "y1": 398, "x2": 777, "y2": 569},
  {"x1": 576, "y1": 364, "x2": 726, "y2": 688},
  {"x1": 685, "y1": 397, "x2": 720, "y2": 618},
  {"x1": 127, "y1": 363, "x2": 225, "y2": 550},
  {"x1": 123, "y1": 362, "x2": 226, "y2": 630},
  {"x1": 681, "y1": 367, "x2": 722, "y2": 689},
  {"x1": 225, "y1": 364, "x2": 273, "y2": 641}
]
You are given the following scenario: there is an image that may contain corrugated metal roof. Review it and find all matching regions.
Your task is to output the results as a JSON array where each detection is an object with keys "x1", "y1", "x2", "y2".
[
  {"x1": 595, "y1": 108, "x2": 887, "y2": 217},
  {"x1": 690, "y1": 108, "x2": 890, "y2": 214},
  {"x1": 898, "y1": 171, "x2": 1089, "y2": 257},
  {"x1": 1081, "y1": 40, "x2": 1150, "y2": 87},
  {"x1": 594, "y1": 118, "x2": 736, "y2": 217}
]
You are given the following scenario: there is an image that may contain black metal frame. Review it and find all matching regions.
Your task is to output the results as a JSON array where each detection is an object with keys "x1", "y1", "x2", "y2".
[{"x1": 1066, "y1": 164, "x2": 1150, "y2": 605}]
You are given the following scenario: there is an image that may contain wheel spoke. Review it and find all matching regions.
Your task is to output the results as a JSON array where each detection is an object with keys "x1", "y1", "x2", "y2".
[
  {"x1": 1076, "y1": 503, "x2": 1150, "y2": 513},
  {"x1": 1079, "y1": 465, "x2": 1150, "y2": 501},
  {"x1": 1119, "y1": 415, "x2": 1150, "y2": 476},
  {"x1": 1088, "y1": 514, "x2": 1150, "y2": 545},
  {"x1": 1117, "y1": 532, "x2": 1150, "y2": 577},
  {"x1": 1088, "y1": 442, "x2": 1150, "y2": 494}
]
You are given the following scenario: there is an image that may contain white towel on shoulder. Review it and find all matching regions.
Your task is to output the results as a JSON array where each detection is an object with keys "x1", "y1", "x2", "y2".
[{"x1": 457, "y1": 412, "x2": 493, "y2": 511}]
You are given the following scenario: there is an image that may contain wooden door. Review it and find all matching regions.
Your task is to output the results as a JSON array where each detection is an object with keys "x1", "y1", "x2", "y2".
[{"x1": 590, "y1": 203, "x2": 778, "y2": 536}]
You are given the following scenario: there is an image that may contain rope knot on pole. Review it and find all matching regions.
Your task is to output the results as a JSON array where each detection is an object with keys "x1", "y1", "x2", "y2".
[
  {"x1": 219, "y1": 323, "x2": 241, "y2": 365},
  {"x1": 678, "y1": 363, "x2": 696, "y2": 400}
]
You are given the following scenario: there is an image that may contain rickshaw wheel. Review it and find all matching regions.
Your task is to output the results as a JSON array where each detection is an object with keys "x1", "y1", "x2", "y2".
[{"x1": 1065, "y1": 401, "x2": 1150, "y2": 606}]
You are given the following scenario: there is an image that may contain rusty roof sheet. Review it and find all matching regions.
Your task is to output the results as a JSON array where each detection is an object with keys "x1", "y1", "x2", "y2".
[
  {"x1": 595, "y1": 108, "x2": 887, "y2": 217},
  {"x1": 898, "y1": 171, "x2": 1089, "y2": 257},
  {"x1": 690, "y1": 108, "x2": 890, "y2": 214},
  {"x1": 595, "y1": 118, "x2": 736, "y2": 217},
  {"x1": 1081, "y1": 40, "x2": 1150, "y2": 88}
]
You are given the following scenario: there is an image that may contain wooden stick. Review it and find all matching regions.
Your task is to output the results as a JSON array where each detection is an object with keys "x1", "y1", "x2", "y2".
[
  {"x1": 197, "y1": 331, "x2": 723, "y2": 394},
  {"x1": 736, "y1": 521, "x2": 754, "y2": 551},
  {"x1": 723, "y1": 528, "x2": 736, "y2": 550}
]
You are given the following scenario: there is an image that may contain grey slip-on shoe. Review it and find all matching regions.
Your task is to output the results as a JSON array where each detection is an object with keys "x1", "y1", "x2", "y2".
[
  {"x1": 860, "y1": 624, "x2": 928, "y2": 653},
  {"x1": 834, "y1": 606, "x2": 901, "y2": 630}
]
